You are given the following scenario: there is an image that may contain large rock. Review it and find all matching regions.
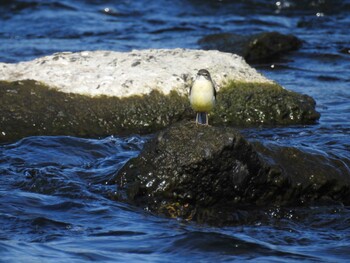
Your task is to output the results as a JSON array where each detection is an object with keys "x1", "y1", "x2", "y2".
[
  {"x1": 198, "y1": 32, "x2": 302, "y2": 62},
  {"x1": 115, "y1": 122, "x2": 350, "y2": 225},
  {"x1": 115, "y1": 121, "x2": 265, "y2": 222},
  {"x1": 0, "y1": 79, "x2": 319, "y2": 143},
  {"x1": 0, "y1": 49, "x2": 271, "y2": 97},
  {"x1": 0, "y1": 49, "x2": 319, "y2": 143}
]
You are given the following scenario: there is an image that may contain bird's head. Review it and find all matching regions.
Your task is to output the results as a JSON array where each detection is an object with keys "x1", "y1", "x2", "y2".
[{"x1": 196, "y1": 69, "x2": 212, "y2": 81}]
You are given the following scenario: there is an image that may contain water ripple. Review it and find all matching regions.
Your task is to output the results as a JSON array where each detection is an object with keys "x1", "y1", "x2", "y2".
[{"x1": 1, "y1": 0, "x2": 350, "y2": 262}]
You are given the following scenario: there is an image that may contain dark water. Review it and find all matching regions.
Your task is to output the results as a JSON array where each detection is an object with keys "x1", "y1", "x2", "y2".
[{"x1": 1, "y1": 0, "x2": 350, "y2": 262}]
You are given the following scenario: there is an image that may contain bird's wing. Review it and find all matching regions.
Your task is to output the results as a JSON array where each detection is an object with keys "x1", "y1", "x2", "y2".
[{"x1": 212, "y1": 80, "x2": 217, "y2": 100}]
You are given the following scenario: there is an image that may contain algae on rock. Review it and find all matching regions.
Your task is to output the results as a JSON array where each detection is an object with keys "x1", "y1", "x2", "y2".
[
  {"x1": 0, "y1": 79, "x2": 320, "y2": 143},
  {"x1": 0, "y1": 80, "x2": 191, "y2": 142},
  {"x1": 212, "y1": 81, "x2": 320, "y2": 125}
]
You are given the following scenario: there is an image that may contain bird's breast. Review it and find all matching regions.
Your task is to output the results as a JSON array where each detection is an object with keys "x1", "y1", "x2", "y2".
[{"x1": 190, "y1": 79, "x2": 215, "y2": 112}]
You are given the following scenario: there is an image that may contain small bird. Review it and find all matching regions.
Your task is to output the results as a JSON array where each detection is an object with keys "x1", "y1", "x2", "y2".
[{"x1": 189, "y1": 69, "x2": 216, "y2": 125}]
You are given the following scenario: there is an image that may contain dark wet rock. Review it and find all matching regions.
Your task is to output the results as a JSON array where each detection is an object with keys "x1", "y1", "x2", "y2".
[
  {"x1": 253, "y1": 142, "x2": 350, "y2": 205},
  {"x1": 115, "y1": 121, "x2": 266, "y2": 222},
  {"x1": 115, "y1": 122, "x2": 350, "y2": 225},
  {"x1": 198, "y1": 32, "x2": 302, "y2": 62},
  {"x1": 340, "y1": 47, "x2": 350, "y2": 55},
  {"x1": 0, "y1": 80, "x2": 319, "y2": 143}
]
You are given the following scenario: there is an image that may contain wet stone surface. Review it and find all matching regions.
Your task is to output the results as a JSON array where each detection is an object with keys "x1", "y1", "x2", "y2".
[{"x1": 115, "y1": 122, "x2": 350, "y2": 225}]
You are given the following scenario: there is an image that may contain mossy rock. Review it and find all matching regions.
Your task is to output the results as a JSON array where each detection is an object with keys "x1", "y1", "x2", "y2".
[
  {"x1": 0, "y1": 79, "x2": 319, "y2": 143},
  {"x1": 0, "y1": 80, "x2": 191, "y2": 142},
  {"x1": 212, "y1": 81, "x2": 320, "y2": 125}
]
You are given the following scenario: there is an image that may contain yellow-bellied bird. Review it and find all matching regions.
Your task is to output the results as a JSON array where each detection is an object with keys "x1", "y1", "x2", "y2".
[{"x1": 189, "y1": 69, "x2": 216, "y2": 125}]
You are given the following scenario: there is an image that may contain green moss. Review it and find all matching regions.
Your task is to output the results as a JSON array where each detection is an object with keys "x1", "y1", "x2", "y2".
[
  {"x1": 0, "y1": 80, "x2": 191, "y2": 143},
  {"x1": 211, "y1": 81, "x2": 320, "y2": 126},
  {"x1": 0, "y1": 79, "x2": 320, "y2": 143}
]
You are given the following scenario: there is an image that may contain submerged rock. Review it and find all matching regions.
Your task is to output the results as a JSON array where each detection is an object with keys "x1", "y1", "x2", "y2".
[
  {"x1": 115, "y1": 122, "x2": 350, "y2": 225},
  {"x1": 198, "y1": 32, "x2": 302, "y2": 62}
]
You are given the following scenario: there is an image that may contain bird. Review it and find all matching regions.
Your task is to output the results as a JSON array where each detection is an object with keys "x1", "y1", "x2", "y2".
[{"x1": 189, "y1": 69, "x2": 216, "y2": 125}]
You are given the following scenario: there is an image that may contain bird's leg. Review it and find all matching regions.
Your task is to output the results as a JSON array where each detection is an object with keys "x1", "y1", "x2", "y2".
[
  {"x1": 195, "y1": 113, "x2": 199, "y2": 126},
  {"x1": 206, "y1": 114, "x2": 209, "y2": 126}
]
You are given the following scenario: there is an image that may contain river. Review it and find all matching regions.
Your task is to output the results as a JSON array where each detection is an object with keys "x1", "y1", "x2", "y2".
[{"x1": 1, "y1": 0, "x2": 349, "y2": 262}]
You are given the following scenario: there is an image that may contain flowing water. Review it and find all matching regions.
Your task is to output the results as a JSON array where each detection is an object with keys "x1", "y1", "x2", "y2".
[{"x1": 1, "y1": 0, "x2": 350, "y2": 262}]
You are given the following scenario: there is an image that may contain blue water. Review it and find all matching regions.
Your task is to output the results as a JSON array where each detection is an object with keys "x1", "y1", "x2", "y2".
[{"x1": 1, "y1": 0, "x2": 350, "y2": 262}]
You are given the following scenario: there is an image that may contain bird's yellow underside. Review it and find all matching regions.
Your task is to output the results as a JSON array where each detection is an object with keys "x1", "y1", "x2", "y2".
[{"x1": 190, "y1": 78, "x2": 215, "y2": 112}]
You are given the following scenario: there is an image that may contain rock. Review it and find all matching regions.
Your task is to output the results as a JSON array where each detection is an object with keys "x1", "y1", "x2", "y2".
[
  {"x1": 0, "y1": 49, "x2": 319, "y2": 143},
  {"x1": 198, "y1": 32, "x2": 302, "y2": 62},
  {"x1": 0, "y1": 49, "x2": 272, "y2": 97},
  {"x1": 253, "y1": 142, "x2": 350, "y2": 206},
  {"x1": 0, "y1": 80, "x2": 191, "y2": 142},
  {"x1": 115, "y1": 121, "x2": 266, "y2": 222},
  {"x1": 115, "y1": 122, "x2": 350, "y2": 225},
  {"x1": 340, "y1": 47, "x2": 350, "y2": 55},
  {"x1": 0, "y1": 79, "x2": 319, "y2": 143},
  {"x1": 212, "y1": 81, "x2": 320, "y2": 125}
]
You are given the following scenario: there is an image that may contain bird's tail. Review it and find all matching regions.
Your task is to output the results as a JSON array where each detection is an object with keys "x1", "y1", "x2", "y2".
[{"x1": 197, "y1": 112, "x2": 208, "y2": 125}]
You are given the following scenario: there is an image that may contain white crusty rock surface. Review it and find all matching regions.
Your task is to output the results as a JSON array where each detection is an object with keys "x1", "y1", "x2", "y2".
[{"x1": 0, "y1": 49, "x2": 273, "y2": 97}]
